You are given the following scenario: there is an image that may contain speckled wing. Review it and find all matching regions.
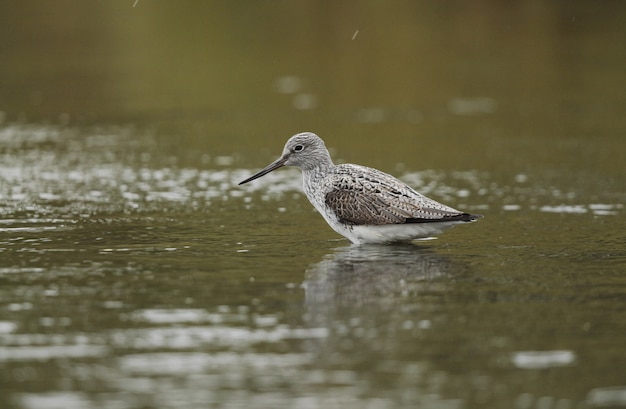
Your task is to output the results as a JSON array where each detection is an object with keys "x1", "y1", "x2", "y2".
[{"x1": 324, "y1": 164, "x2": 467, "y2": 226}]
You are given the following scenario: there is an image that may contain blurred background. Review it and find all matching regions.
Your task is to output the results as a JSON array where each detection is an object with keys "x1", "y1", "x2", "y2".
[
  {"x1": 1, "y1": 2, "x2": 625, "y2": 409},
  {"x1": 1, "y1": 1, "x2": 624, "y2": 171}
]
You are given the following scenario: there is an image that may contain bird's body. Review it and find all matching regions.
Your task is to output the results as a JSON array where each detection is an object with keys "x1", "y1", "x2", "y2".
[{"x1": 239, "y1": 132, "x2": 481, "y2": 244}]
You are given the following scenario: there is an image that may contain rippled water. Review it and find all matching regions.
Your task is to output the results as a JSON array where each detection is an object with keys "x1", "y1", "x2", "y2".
[
  {"x1": 1, "y1": 122, "x2": 624, "y2": 409},
  {"x1": 2, "y1": 2, "x2": 626, "y2": 409}
]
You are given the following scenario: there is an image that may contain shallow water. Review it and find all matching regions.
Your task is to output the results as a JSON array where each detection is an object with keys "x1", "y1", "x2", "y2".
[{"x1": 1, "y1": 2, "x2": 626, "y2": 409}]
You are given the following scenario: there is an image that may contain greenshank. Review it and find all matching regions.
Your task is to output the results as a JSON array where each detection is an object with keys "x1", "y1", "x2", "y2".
[{"x1": 239, "y1": 132, "x2": 481, "y2": 244}]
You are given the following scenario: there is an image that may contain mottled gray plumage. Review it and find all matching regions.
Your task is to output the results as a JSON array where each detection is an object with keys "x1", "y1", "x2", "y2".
[
  {"x1": 239, "y1": 132, "x2": 481, "y2": 244},
  {"x1": 323, "y1": 164, "x2": 471, "y2": 225}
]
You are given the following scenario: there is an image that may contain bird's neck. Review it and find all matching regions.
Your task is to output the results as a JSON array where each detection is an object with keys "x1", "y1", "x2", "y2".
[{"x1": 302, "y1": 158, "x2": 334, "y2": 197}]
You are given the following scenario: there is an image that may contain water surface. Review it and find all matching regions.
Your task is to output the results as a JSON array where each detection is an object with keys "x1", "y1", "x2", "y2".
[{"x1": 1, "y1": 2, "x2": 625, "y2": 409}]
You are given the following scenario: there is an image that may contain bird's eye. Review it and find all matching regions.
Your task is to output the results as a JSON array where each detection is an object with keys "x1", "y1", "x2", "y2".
[{"x1": 293, "y1": 145, "x2": 304, "y2": 152}]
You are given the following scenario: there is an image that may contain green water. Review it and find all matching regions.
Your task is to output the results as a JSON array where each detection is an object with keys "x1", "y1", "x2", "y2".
[{"x1": 1, "y1": 2, "x2": 625, "y2": 408}]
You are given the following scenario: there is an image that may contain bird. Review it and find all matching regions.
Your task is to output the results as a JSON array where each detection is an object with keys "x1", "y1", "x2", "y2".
[{"x1": 238, "y1": 132, "x2": 481, "y2": 244}]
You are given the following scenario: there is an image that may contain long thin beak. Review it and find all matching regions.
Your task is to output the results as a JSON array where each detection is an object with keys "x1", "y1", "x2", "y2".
[{"x1": 238, "y1": 155, "x2": 288, "y2": 185}]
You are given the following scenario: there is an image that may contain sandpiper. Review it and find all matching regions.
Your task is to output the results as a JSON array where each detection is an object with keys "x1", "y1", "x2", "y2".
[{"x1": 239, "y1": 132, "x2": 481, "y2": 244}]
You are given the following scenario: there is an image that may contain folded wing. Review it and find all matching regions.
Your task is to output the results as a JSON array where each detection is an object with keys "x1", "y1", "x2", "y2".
[{"x1": 324, "y1": 165, "x2": 471, "y2": 226}]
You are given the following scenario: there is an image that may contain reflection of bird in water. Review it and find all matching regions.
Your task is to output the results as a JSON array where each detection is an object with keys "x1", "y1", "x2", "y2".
[
  {"x1": 300, "y1": 244, "x2": 462, "y2": 372},
  {"x1": 303, "y1": 244, "x2": 458, "y2": 308},
  {"x1": 239, "y1": 132, "x2": 481, "y2": 244}
]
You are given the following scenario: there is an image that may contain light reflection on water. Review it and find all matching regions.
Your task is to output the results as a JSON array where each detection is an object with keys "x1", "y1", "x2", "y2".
[
  {"x1": 1, "y1": 123, "x2": 625, "y2": 409},
  {"x1": 3, "y1": 124, "x2": 622, "y2": 221}
]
